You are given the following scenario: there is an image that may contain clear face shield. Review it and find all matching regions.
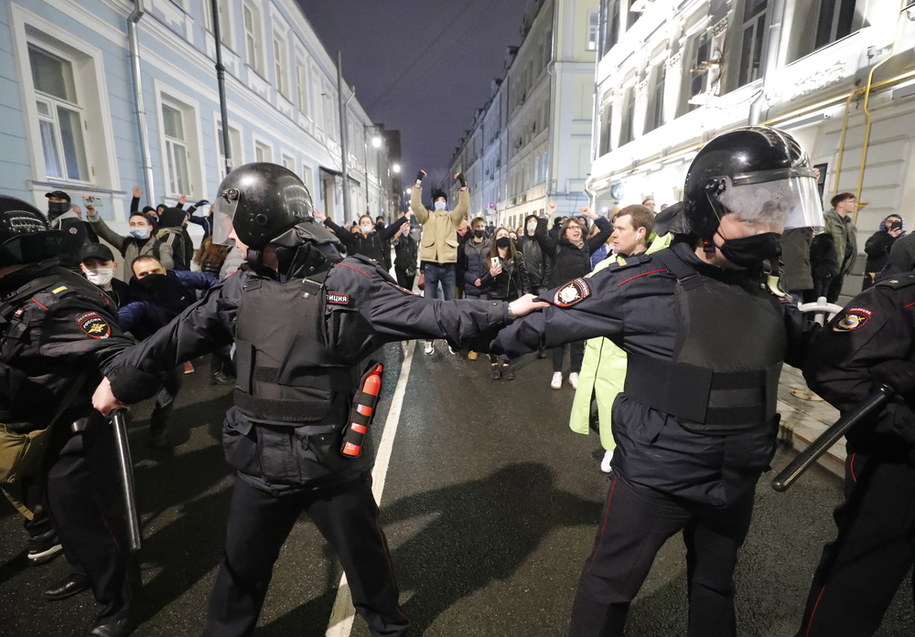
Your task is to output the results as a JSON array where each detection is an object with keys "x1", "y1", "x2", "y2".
[
  {"x1": 211, "y1": 190, "x2": 238, "y2": 247},
  {"x1": 710, "y1": 167, "x2": 825, "y2": 233}
]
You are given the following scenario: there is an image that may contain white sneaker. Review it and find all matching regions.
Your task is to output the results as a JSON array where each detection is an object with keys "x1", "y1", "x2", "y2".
[
  {"x1": 600, "y1": 449, "x2": 614, "y2": 473},
  {"x1": 423, "y1": 342, "x2": 434, "y2": 356},
  {"x1": 550, "y1": 372, "x2": 562, "y2": 389},
  {"x1": 448, "y1": 345, "x2": 456, "y2": 355},
  {"x1": 568, "y1": 372, "x2": 579, "y2": 390}
]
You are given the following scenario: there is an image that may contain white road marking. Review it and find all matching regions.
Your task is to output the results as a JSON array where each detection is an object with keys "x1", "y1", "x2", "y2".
[{"x1": 325, "y1": 340, "x2": 416, "y2": 637}]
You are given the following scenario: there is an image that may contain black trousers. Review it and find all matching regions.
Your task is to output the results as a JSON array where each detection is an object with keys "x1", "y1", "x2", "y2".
[
  {"x1": 570, "y1": 474, "x2": 755, "y2": 637},
  {"x1": 394, "y1": 266, "x2": 415, "y2": 292},
  {"x1": 205, "y1": 475, "x2": 408, "y2": 637},
  {"x1": 150, "y1": 364, "x2": 184, "y2": 433},
  {"x1": 552, "y1": 341, "x2": 585, "y2": 374},
  {"x1": 798, "y1": 452, "x2": 915, "y2": 637},
  {"x1": 46, "y1": 421, "x2": 135, "y2": 620}
]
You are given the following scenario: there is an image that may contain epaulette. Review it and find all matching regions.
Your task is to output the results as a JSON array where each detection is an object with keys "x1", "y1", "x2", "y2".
[
  {"x1": 876, "y1": 274, "x2": 915, "y2": 289},
  {"x1": 606, "y1": 253, "x2": 652, "y2": 273},
  {"x1": 29, "y1": 282, "x2": 81, "y2": 310}
]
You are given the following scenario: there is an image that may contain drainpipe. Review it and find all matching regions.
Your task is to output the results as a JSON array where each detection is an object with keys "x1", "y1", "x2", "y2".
[
  {"x1": 128, "y1": 1, "x2": 155, "y2": 207},
  {"x1": 748, "y1": 0, "x2": 787, "y2": 125},
  {"x1": 337, "y1": 51, "x2": 353, "y2": 222},
  {"x1": 211, "y1": 0, "x2": 232, "y2": 178}
]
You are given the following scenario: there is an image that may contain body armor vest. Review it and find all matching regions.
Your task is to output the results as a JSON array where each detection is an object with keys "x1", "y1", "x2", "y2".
[
  {"x1": 624, "y1": 248, "x2": 785, "y2": 435},
  {"x1": 233, "y1": 270, "x2": 358, "y2": 426}
]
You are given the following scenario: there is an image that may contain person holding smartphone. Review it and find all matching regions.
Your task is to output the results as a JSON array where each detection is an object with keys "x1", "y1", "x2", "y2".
[
  {"x1": 480, "y1": 227, "x2": 531, "y2": 380},
  {"x1": 863, "y1": 213, "x2": 904, "y2": 290}
]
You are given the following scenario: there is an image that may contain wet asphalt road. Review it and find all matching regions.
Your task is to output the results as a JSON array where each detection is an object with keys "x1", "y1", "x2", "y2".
[{"x1": 0, "y1": 342, "x2": 912, "y2": 636}]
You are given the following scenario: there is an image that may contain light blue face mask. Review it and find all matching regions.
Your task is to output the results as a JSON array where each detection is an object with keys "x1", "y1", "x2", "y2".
[
  {"x1": 129, "y1": 227, "x2": 150, "y2": 240},
  {"x1": 434, "y1": 201, "x2": 447, "y2": 211}
]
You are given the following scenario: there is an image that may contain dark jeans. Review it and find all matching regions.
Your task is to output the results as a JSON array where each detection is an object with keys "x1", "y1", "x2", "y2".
[
  {"x1": 798, "y1": 452, "x2": 915, "y2": 637},
  {"x1": 552, "y1": 341, "x2": 585, "y2": 374},
  {"x1": 205, "y1": 475, "x2": 408, "y2": 637},
  {"x1": 422, "y1": 262, "x2": 455, "y2": 301},
  {"x1": 570, "y1": 474, "x2": 755, "y2": 637}
]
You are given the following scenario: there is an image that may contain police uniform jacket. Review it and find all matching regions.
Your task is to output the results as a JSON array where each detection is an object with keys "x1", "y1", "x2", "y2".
[
  {"x1": 492, "y1": 241, "x2": 812, "y2": 506},
  {"x1": 106, "y1": 253, "x2": 513, "y2": 495},
  {"x1": 0, "y1": 263, "x2": 135, "y2": 433},
  {"x1": 804, "y1": 275, "x2": 915, "y2": 462}
]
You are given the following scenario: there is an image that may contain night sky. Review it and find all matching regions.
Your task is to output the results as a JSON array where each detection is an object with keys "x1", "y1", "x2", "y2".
[{"x1": 297, "y1": 0, "x2": 529, "y2": 187}]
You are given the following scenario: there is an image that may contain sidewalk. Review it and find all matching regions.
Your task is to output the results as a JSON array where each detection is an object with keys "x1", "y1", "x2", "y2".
[{"x1": 777, "y1": 364, "x2": 844, "y2": 477}]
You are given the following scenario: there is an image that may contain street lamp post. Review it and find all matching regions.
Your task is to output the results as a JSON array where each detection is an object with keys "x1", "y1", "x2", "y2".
[{"x1": 363, "y1": 125, "x2": 382, "y2": 214}]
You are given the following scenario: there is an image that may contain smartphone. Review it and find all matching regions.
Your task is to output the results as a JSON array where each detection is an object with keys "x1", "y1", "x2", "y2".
[
  {"x1": 491, "y1": 257, "x2": 500, "y2": 266},
  {"x1": 891, "y1": 220, "x2": 903, "y2": 230}
]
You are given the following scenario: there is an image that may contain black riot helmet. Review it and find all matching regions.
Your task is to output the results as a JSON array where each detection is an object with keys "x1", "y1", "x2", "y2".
[
  {"x1": 212, "y1": 162, "x2": 336, "y2": 250},
  {"x1": 683, "y1": 126, "x2": 824, "y2": 240},
  {"x1": 0, "y1": 196, "x2": 78, "y2": 268}
]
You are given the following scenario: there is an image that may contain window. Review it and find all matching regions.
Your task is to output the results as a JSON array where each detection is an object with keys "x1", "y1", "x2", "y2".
[
  {"x1": 162, "y1": 102, "x2": 190, "y2": 195},
  {"x1": 626, "y1": 0, "x2": 641, "y2": 29},
  {"x1": 216, "y1": 121, "x2": 241, "y2": 177},
  {"x1": 816, "y1": 0, "x2": 856, "y2": 49},
  {"x1": 295, "y1": 58, "x2": 309, "y2": 116},
  {"x1": 602, "y1": 0, "x2": 621, "y2": 54},
  {"x1": 647, "y1": 63, "x2": 665, "y2": 132},
  {"x1": 587, "y1": 11, "x2": 599, "y2": 51},
  {"x1": 203, "y1": 0, "x2": 233, "y2": 48},
  {"x1": 599, "y1": 102, "x2": 612, "y2": 155},
  {"x1": 680, "y1": 32, "x2": 710, "y2": 115},
  {"x1": 738, "y1": 0, "x2": 768, "y2": 87},
  {"x1": 281, "y1": 154, "x2": 295, "y2": 172},
  {"x1": 28, "y1": 43, "x2": 88, "y2": 181},
  {"x1": 273, "y1": 35, "x2": 288, "y2": 97},
  {"x1": 243, "y1": 2, "x2": 264, "y2": 75},
  {"x1": 619, "y1": 86, "x2": 635, "y2": 146},
  {"x1": 255, "y1": 140, "x2": 271, "y2": 163}
]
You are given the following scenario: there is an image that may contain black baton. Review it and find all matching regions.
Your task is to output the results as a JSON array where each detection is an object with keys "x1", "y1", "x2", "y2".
[
  {"x1": 772, "y1": 385, "x2": 893, "y2": 492},
  {"x1": 111, "y1": 408, "x2": 142, "y2": 552}
]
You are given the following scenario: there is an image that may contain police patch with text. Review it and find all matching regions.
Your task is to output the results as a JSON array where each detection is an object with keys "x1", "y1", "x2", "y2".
[
  {"x1": 553, "y1": 278, "x2": 591, "y2": 307},
  {"x1": 76, "y1": 311, "x2": 111, "y2": 339},
  {"x1": 326, "y1": 292, "x2": 351, "y2": 306},
  {"x1": 833, "y1": 307, "x2": 873, "y2": 332}
]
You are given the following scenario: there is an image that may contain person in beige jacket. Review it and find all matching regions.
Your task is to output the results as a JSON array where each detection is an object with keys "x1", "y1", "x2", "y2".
[{"x1": 411, "y1": 169, "x2": 469, "y2": 355}]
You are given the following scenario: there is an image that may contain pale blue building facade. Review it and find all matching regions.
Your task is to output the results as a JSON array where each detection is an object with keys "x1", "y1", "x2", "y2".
[{"x1": 0, "y1": 0, "x2": 391, "y2": 232}]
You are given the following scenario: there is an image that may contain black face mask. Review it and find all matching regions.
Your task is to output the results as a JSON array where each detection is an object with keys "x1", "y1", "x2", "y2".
[
  {"x1": 717, "y1": 232, "x2": 781, "y2": 268},
  {"x1": 473, "y1": 229, "x2": 485, "y2": 238},
  {"x1": 496, "y1": 236, "x2": 511, "y2": 248},
  {"x1": 47, "y1": 201, "x2": 70, "y2": 220},
  {"x1": 137, "y1": 273, "x2": 167, "y2": 289}
]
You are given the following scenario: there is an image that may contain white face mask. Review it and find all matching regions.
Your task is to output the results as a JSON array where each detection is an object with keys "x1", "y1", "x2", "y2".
[
  {"x1": 85, "y1": 267, "x2": 115, "y2": 286},
  {"x1": 359, "y1": 224, "x2": 373, "y2": 234},
  {"x1": 526, "y1": 221, "x2": 537, "y2": 233},
  {"x1": 434, "y1": 201, "x2": 447, "y2": 211}
]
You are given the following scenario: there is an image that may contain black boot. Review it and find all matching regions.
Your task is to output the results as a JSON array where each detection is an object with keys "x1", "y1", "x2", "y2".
[
  {"x1": 89, "y1": 606, "x2": 136, "y2": 637},
  {"x1": 501, "y1": 363, "x2": 514, "y2": 380},
  {"x1": 44, "y1": 571, "x2": 91, "y2": 601},
  {"x1": 490, "y1": 364, "x2": 501, "y2": 380}
]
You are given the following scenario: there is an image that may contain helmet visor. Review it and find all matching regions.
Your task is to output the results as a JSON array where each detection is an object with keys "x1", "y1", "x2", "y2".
[
  {"x1": 211, "y1": 186, "x2": 241, "y2": 246},
  {"x1": 714, "y1": 167, "x2": 825, "y2": 233}
]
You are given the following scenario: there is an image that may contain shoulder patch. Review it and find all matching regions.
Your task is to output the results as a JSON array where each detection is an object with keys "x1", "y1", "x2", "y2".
[
  {"x1": 553, "y1": 278, "x2": 591, "y2": 307},
  {"x1": 326, "y1": 292, "x2": 350, "y2": 306},
  {"x1": 832, "y1": 307, "x2": 873, "y2": 332},
  {"x1": 76, "y1": 311, "x2": 111, "y2": 339},
  {"x1": 877, "y1": 274, "x2": 915, "y2": 289}
]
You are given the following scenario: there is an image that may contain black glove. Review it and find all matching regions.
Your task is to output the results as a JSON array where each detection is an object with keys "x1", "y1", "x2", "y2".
[
  {"x1": 455, "y1": 172, "x2": 467, "y2": 188},
  {"x1": 872, "y1": 360, "x2": 915, "y2": 395},
  {"x1": 195, "y1": 199, "x2": 209, "y2": 208},
  {"x1": 415, "y1": 170, "x2": 426, "y2": 183}
]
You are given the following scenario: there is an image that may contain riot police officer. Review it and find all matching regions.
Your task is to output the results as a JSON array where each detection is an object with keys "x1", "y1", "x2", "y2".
[
  {"x1": 91, "y1": 163, "x2": 544, "y2": 636},
  {"x1": 0, "y1": 197, "x2": 138, "y2": 636},
  {"x1": 492, "y1": 127, "x2": 823, "y2": 636},
  {"x1": 798, "y1": 279, "x2": 915, "y2": 636}
]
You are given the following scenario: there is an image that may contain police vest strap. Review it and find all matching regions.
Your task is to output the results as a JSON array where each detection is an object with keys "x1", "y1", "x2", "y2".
[
  {"x1": 624, "y1": 352, "x2": 780, "y2": 434},
  {"x1": 650, "y1": 248, "x2": 703, "y2": 290}
]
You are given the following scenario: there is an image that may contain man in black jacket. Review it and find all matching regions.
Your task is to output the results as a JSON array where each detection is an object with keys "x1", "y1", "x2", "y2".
[
  {"x1": 0, "y1": 196, "x2": 139, "y2": 636},
  {"x1": 91, "y1": 162, "x2": 544, "y2": 637}
]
